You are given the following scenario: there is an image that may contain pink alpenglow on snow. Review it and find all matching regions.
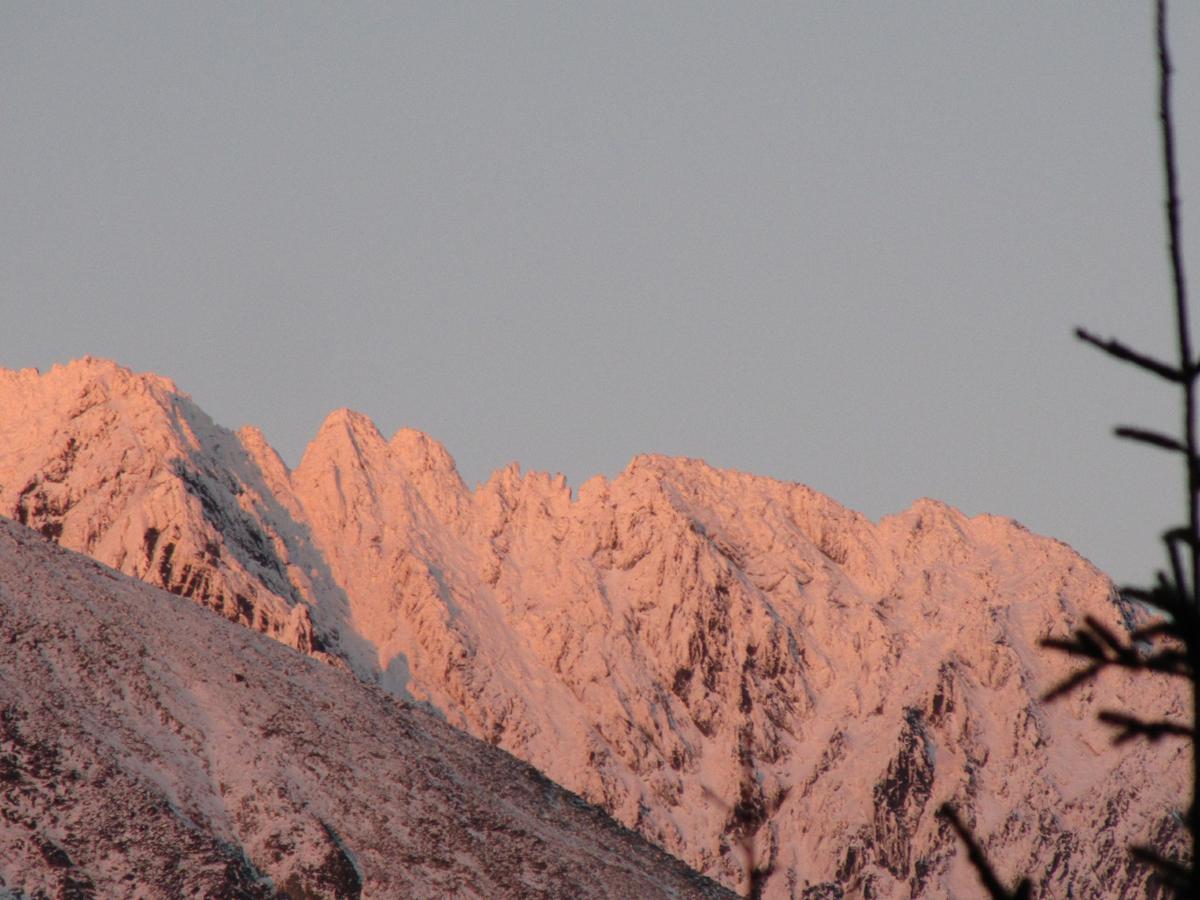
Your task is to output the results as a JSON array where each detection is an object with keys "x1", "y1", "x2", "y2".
[{"x1": 0, "y1": 358, "x2": 1189, "y2": 897}]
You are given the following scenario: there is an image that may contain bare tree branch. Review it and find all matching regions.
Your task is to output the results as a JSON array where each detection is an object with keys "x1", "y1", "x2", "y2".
[
  {"x1": 1114, "y1": 426, "x2": 1191, "y2": 456},
  {"x1": 937, "y1": 805, "x2": 1031, "y2": 900},
  {"x1": 1130, "y1": 621, "x2": 1180, "y2": 643},
  {"x1": 1131, "y1": 844, "x2": 1192, "y2": 894},
  {"x1": 1075, "y1": 328, "x2": 1186, "y2": 382},
  {"x1": 947, "y1": 4, "x2": 1197, "y2": 893},
  {"x1": 1097, "y1": 710, "x2": 1194, "y2": 744},
  {"x1": 1040, "y1": 663, "x2": 1105, "y2": 702}
]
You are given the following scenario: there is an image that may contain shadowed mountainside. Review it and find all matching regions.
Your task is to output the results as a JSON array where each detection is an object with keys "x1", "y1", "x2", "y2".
[{"x1": 0, "y1": 515, "x2": 733, "y2": 899}]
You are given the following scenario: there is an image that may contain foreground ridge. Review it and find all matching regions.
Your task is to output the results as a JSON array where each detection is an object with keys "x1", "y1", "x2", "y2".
[{"x1": 0, "y1": 516, "x2": 733, "y2": 898}]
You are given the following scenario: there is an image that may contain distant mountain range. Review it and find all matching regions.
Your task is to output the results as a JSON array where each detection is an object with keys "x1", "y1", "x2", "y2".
[{"x1": 0, "y1": 358, "x2": 1188, "y2": 898}]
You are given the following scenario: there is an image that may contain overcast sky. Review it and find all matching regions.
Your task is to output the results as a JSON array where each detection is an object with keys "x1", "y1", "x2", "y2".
[{"x1": 3, "y1": 3, "x2": 1199, "y2": 586}]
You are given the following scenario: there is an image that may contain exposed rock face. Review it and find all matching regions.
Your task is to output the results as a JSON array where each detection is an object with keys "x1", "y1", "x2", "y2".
[
  {"x1": 0, "y1": 359, "x2": 325, "y2": 656},
  {"x1": 0, "y1": 517, "x2": 733, "y2": 899},
  {"x1": 0, "y1": 359, "x2": 1190, "y2": 897}
]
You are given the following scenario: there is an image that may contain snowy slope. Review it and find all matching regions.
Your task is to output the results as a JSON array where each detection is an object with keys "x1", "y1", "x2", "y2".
[
  {"x1": 0, "y1": 359, "x2": 1190, "y2": 898},
  {"x1": 0, "y1": 516, "x2": 733, "y2": 899}
]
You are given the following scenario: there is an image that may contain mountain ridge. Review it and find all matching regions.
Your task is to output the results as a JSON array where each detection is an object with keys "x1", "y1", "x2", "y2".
[{"x1": 0, "y1": 357, "x2": 1188, "y2": 898}]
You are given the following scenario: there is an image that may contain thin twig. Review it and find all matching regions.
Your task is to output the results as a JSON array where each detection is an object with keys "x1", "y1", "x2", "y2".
[
  {"x1": 1075, "y1": 328, "x2": 1184, "y2": 382},
  {"x1": 1097, "y1": 710, "x2": 1194, "y2": 744},
  {"x1": 937, "y1": 805, "x2": 1031, "y2": 899}
]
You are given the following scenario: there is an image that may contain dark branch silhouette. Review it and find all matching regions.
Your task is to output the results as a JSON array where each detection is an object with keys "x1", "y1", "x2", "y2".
[
  {"x1": 1040, "y1": 614, "x2": 1191, "y2": 702},
  {"x1": 948, "y1": 1, "x2": 1197, "y2": 895},
  {"x1": 702, "y1": 727, "x2": 777, "y2": 899},
  {"x1": 1132, "y1": 845, "x2": 1193, "y2": 895},
  {"x1": 1075, "y1": 328, "x2": 1186, "y2": 382},
  {"x1": 1114, "y1": 425, "x2": 1191, "y2": 457},
  {"x1": 937, "y1": 804, "x2": 1031, "y2": 900},
  {"x1": 702, "y1": 773, "x2": 775, "y2": 900},
  {"x1": 1097, "y1": 711, "x2": 1194, "y2": 745}
]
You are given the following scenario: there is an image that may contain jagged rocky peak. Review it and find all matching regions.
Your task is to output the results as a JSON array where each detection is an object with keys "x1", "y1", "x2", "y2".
[
  {"x1": 0, "y1": 357, "x2": 1188, "y2": 899},
  {"x1": 292, "y1": 408, "x2": 389, "y2": 528},
  {"x1": 1, "y1": 354, "x2": 181, "y2": 396},
  {"x1": 299, "y1": 407, "x2": 388, "y2": 474},
  {"x1": 390, "y1": 426, "x2": 461, "y2": 478},
  {"x1": 237, "y1": 423, "x2": 289, "y2": 474},
  {"x1": 294, "y1": 410, "x2": 468, "y2": 526},
  {"x1": 0, "y1": 359, "x2": 321, "y2": 656},
  {"x1": 301, "y1": 407, "x2": 464, "y2": 478},
  {"x1": 602, "y1": 452, "x2": 888, "y2": 595}
]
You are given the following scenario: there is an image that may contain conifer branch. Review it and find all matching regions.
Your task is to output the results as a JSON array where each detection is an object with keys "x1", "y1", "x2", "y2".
[{"x1": 1097, "y1": 710, "x2": 1194, "y2": 744}]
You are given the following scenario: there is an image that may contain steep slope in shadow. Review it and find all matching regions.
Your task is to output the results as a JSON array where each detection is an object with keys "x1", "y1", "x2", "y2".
[
  {"x1": 170, "y1": 397, "x2": 384, "y2": 681},
  {"x1": 0, "y1": 359, "x2": 388, "y2": 684},
  {"x1": 0, "y1": 359, "x2": 321, "y2": 653},
  {"x1": 0, "y1": 517, "x2": 733, "y2": 899}
]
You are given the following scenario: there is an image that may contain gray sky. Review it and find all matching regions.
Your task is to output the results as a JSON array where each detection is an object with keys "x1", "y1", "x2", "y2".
[{"x1": 3, "y1": 2, "x2": 1199, "y2": 587}]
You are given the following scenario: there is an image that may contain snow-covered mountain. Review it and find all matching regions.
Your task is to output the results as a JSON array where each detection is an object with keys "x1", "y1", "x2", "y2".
[
  {"x1": 0, "y1": 515, "x2": 733, "y2": 898},
  {"x1": 0, "y1": 358, "x2": 1189, "y2": 897}
]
